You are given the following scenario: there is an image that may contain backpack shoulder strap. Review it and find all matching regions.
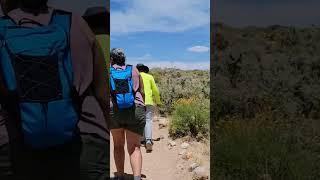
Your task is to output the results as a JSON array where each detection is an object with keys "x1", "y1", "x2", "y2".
[
  {"x1": 126, "y1": 65, "x2": 133, "y2": 77},
  {"x1": 50, "y1": 9, "x2": 72, "y2": 40},
  {"x1": 50, "y1": 10, "x2": 73, "y2": 87},
  {"x1": 109, "y1": 66, "x2": 116, "y2": 91},
  {"x1": 109, "y1": 66, "x2": 118, "y2": 80},
  {"x1": 0, "y1": 16, "x2": 15, "y2": 37},
  {"x1": 110, "y1": 65, "x2": 116, "y2": 72},
  {"x1": 50, "y1": 9, "x2": 72, "y2": 28},
  {"x1": 53, "y1": 9, "x2": 72, "y2": 15},
  {"x1": 126, "y1": 64, "x2": 133, "y2": 69},
  {"x1": 0, "y1": 15, "x2": 16, "y2": 25}
]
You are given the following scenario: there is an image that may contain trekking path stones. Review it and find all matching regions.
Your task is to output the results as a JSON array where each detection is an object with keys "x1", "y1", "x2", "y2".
[
  {"x1": 110, "y1": 116, "x2": 210, "y2": 180},
  {"x1": 181, "y1": 142, "x2": 190, "y2": 149}
]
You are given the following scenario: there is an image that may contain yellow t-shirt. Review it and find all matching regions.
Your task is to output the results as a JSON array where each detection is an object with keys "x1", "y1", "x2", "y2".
[{"x1": 140, "y1": 72, "x2": 161, "y2": 105}]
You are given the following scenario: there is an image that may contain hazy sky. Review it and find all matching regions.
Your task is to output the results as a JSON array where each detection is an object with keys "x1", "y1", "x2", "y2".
[{"x1": 214, "y1": 0, "x2": 320, "y2": 27}]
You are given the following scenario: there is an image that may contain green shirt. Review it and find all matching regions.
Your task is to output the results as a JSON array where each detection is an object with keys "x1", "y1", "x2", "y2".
[{"x1": 140, "y1": 72, "x2": 161, "y2": 105}]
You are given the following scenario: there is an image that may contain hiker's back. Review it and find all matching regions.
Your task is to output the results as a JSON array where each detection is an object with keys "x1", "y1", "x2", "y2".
[
  {"x1": 140, "y1": 72, "x2": 159, "y2": 105},
  {"x1": 140, "y1": 72, "x2": 153, "y2": 90},
  {"x1": 0, "y1": 8, "x2": 79, "y2": 149},
  {"x1": 110, "y1": 64, "x2": 135, "y2": 109}
]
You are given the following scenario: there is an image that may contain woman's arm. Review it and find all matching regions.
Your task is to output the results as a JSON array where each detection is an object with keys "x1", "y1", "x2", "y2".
[
  {"x1": 71, "y1": 15, "x2": 109, "y2": 127},
  {"x1": 132, "y1": 67, "x2": 145, "y2": 105}
]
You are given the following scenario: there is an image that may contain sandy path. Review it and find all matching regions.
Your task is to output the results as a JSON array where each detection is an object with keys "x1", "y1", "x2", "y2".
[{"x1": 110, "y1": 118, "x2": 192, "y2": 180}]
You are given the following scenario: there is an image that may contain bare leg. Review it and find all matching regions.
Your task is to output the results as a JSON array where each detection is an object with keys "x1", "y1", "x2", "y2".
[
  {"x1": 126, "y1": 130, "x2": 142, "y2": 177},
  {"x1": 111, "y1": 129, "x2": 125, "y2": 177}
]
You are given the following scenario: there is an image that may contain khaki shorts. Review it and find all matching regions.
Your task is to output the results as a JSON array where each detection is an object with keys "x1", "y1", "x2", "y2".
[{"x1": 110, "y1": 105, "x2": 146, "y2": 136}]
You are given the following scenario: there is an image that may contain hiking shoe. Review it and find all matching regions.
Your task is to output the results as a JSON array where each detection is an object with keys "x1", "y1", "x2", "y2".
[
  {"x1": 145, "y1": 140, "x2": 153, "y2": 152},
  {"x1": 140, "y1": 140, "x2": 146, "y2": 145}
]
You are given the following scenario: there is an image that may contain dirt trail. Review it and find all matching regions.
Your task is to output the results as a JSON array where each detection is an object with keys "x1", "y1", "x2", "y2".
[{"x1": 110, "y1": 117, "x2": 210, "y2": 180}]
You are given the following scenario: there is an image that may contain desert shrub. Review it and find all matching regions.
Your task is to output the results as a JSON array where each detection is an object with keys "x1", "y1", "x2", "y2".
[
  {"x1": 212, "y1": 112, "x2": 320, "y2": 180},
  {"x1": 211, "y1": 23, "x2": 320, "y2": 179},
  {"x1": 169, "y1": 97, "x2": 209, "y2": 138},
  {"x1": 150, "y1": 68, "x2": 209, "y2": 115},
  {"x1": 212, "y1": 24, "x2": 320, "y2": 120}
]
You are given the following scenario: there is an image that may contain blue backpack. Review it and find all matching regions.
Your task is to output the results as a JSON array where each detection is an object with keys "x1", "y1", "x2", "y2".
[
  {"x1": 0, "y1": 10, "x2": 79, "y2": 149},
  {"x1": 110, "y1": 65, "x2": 135, "y2": 109}
]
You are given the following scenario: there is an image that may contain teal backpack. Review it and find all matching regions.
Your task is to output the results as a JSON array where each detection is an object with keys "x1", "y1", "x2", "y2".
[{"x1": 0, "y1": 10, "x2": 81, "y2": 149}]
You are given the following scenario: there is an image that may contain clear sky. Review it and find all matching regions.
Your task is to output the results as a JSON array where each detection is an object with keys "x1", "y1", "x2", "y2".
[
  {"x1": 111, "y1": 0, "x2": 210, "y2": 70},
  {"x1": 214, "y1": 0, "x2": 320, "y2": 27}
]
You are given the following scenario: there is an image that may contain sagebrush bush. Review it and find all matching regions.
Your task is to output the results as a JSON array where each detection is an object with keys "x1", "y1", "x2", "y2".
[
  {"x1": 150, "y1": 68, "x2": 209, "y2": 115},
  {"x1": 211, "y1": 23, "x2": 320, "y2": 179},
  {"x1": 169, "y1": 97, "x2": 209, "y2": 138},
  {"x1": 212, "y1": 113, "x2": 320, "y2": 180},
  {"x1": 212, "y1": 24, "x2": 320, "y2": 120}
]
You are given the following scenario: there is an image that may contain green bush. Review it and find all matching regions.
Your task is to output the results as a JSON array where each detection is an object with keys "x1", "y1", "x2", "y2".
[
  {"x1": 147, "y1": 68, "x2": 210, "y2": 140},
  {"x1": 212, "y1": 113, "x2": 320, "y2": 180},
  {"x1": 169, "y1": 98, "x2": 209, "y2": 138},
  {"x1": 211, "y1": 24, "x2": 320, "y2": 179},
  {"x1": 150, "y1": 68, "x2": 209, "y2": 115}
]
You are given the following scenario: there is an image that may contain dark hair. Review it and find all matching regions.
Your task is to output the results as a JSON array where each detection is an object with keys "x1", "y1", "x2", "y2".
[
  {"x1": 110, "y1": 48, "x2": 126, "y2": 66},
  {"x1": 142, "y1": 68, "x2": 149, "y2": 73},
  {"x1": 18, "y1": 0, "x2": 48, "y2": 16},
  {"x1": 136, "y1": 64, "x2": 149, "y2": 73},
  {"x1": 1, "y1": 0, "x2": 19, "y2": 15},
  {"x1": 110, "y1": 55, "x2": 125, "y2": 66}
]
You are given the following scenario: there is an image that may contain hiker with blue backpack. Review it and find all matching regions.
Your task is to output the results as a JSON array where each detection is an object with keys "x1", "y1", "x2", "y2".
[
  {"x1": 110, "y1": 48, "x2": 146, "y2": 180},
  {"x1": 0, "y1": 0, "x2": 109, "y2": 179}
]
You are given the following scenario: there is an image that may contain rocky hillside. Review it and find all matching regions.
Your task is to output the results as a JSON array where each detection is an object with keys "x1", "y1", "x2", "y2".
[
  {"x1": 211, "y1": 23, "x2": 320, "y2": 179},
  {"x1": 212, "y1": 22, "x2": 320, "y2": 121}
]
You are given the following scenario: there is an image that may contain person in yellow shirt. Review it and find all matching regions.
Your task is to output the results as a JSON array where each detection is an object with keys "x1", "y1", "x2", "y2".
[{"x1": 136, "y1": 64, "x2": 161, "y2": 152}]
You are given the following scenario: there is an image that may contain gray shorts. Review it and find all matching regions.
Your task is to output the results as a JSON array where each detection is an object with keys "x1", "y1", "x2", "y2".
[{"x1": 110, "y1": 105, "x2": 146, "y2": 136}]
